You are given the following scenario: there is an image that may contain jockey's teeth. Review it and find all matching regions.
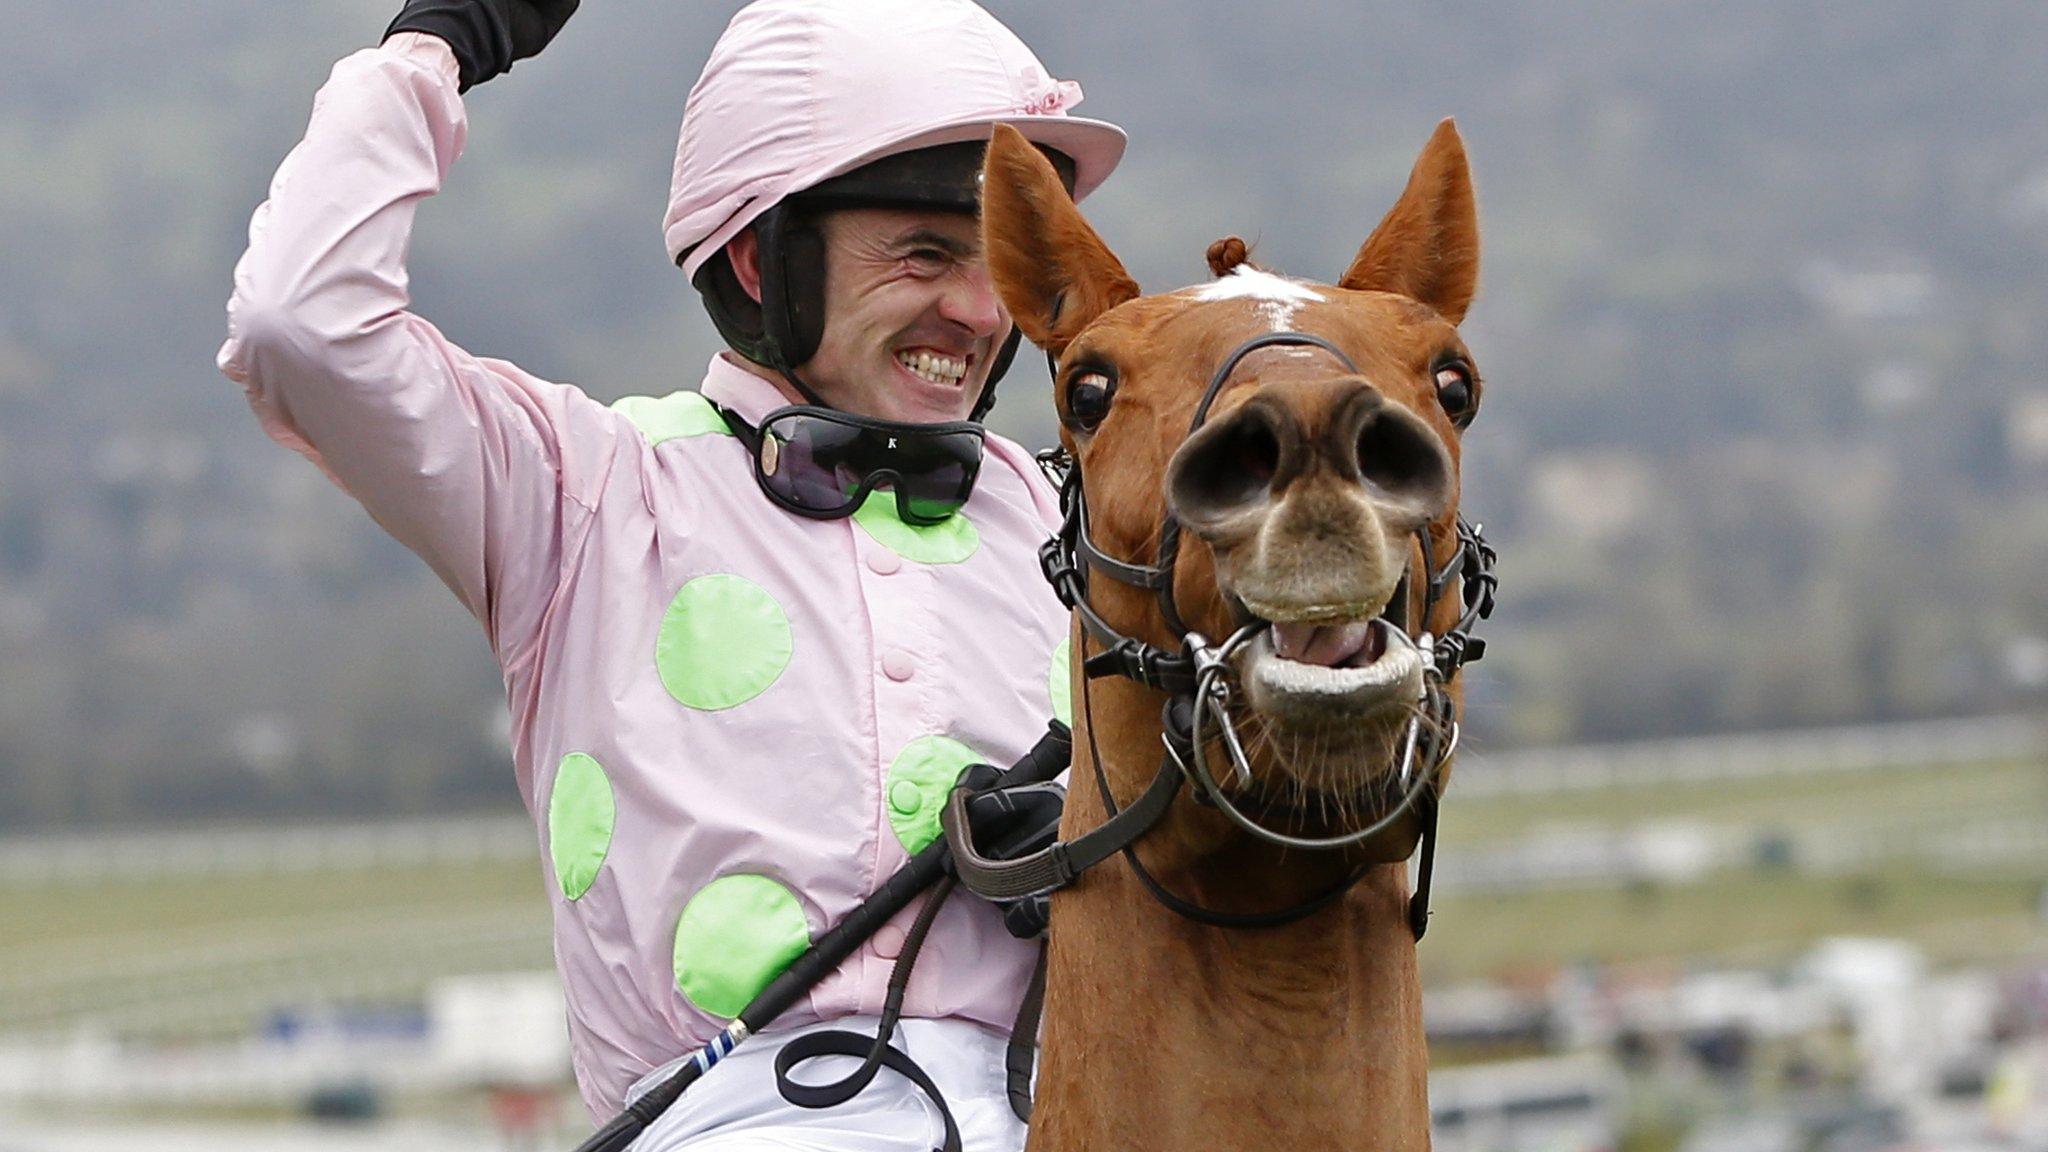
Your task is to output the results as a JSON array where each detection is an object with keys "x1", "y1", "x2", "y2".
[{"x1": 897, "y1": 351, "x2": 965, "y2": 385}]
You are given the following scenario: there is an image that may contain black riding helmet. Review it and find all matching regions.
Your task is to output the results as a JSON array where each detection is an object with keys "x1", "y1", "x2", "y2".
[{"x1": 689, "y1": 140, "x2": 1079, "y2": 423}]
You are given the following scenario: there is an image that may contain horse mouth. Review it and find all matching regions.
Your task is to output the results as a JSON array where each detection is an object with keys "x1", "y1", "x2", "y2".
[{"x1": 1234, "y1": 602, "x2": 1425, "y2": 726}]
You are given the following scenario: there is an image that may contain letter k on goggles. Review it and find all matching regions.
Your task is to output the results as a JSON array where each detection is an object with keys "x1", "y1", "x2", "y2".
[{"x1": 716, "y1": 405, "x2": 986, "y2": 526}]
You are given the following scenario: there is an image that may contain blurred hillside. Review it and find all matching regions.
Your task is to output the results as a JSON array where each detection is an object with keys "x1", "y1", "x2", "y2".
[{"x1": 0, "y1": 0, "x2": 2043, "y2": 829}]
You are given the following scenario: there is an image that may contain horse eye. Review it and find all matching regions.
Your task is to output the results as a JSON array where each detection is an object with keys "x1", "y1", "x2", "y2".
[
  {"x1": 1434, "y1": 364, "x2": 1477, "y2": 427},
  {"x1": 1064, "y1": 370, "x2": 1116, "y2": 432}
]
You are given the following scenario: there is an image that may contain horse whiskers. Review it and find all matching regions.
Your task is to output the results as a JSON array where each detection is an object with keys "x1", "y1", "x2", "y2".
[
  {"x1": 1294, "y1": 725, "x2": 1310, "y2": 832},
  {"x1": 1330, "y1": 727, "x2": 1363, "y2": 830},
  {"x1": 1216, "y1": 697, "x2": 1446, "y2": 838},
  {"x1": 1314, "y1": 737, "x2": 1333, "y2": 831},
  {"x1": 1311, "y1": 726, "x2": 1335, "y2": 827}
]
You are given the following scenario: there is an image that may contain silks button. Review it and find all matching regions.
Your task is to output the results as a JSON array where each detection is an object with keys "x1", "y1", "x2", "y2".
[
  {"x1": 888, "y1": 780, "x2": 923, "y2": 816},
  {"x1": 882, "y1": 649, "x2": 915, "y2": 682},
  {"x1": 866, "y1": 549, "x2": 902, "y2": 576},
  {"x1": 873, "y1": 924, "x2": 906, "y2": 958}
]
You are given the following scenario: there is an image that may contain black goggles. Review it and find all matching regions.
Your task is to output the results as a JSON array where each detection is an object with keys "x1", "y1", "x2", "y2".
[{"x1": 716, "y1": 404, "x2": 985, "y2": 526}]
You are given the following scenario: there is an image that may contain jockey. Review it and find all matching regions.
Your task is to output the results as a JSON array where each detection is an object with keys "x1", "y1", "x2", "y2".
[{"x1": 216, "y1": 1, "x2": 1125, "y2": 1149}]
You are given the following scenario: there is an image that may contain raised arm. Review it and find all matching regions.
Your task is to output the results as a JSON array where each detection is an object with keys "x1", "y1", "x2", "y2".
[{"x1": 218, "y1": 6, "x2": 604, "y2": 672}]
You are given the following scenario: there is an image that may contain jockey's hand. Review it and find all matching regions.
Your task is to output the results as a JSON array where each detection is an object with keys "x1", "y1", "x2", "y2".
[
  {"x1": 955, "y1": 771, "x2": 1065, "y2": 939},
  {"x1": 385, "y1": 0, "x2": 580, "y2": 92}
]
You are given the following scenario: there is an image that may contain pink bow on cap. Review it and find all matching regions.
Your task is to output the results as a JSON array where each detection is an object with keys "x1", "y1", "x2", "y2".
[{"x1": 1017, "y1": 66, "x2": 1084, "y2": 116}]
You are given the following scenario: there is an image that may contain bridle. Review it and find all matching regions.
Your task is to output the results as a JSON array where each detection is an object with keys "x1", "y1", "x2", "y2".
[{"x1": 949, "y1": 330, "x2": 1497, "y2": 934}]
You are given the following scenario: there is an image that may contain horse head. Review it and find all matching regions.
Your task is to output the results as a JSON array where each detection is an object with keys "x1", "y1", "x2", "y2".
[{"x1": 982, "y1": 120, "x2": 1485, "y2": 873}]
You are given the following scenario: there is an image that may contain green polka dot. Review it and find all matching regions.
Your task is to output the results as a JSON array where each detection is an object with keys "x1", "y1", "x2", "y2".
[
  {"x1": 1048, "y1": 636, "x2": 1073, "y2": 728},
  {"x1": 886, "y1": 735, "x2": 987, "y2": 853},
  {"x1": 851, "y1": 491, "x2": 980, "y2": 566},
  {"x1": 673, "y1": 875, "x2": 813, "y2": 1019},
  {"x1": 612, "y1": 391, "x2": 733, "y2": 447},
  {"x1": 657, "y1": 574, "x2": 792, "y2": 710},
  {"x1": 547, "y1": 752, "x2": 616, "y2": 901}
]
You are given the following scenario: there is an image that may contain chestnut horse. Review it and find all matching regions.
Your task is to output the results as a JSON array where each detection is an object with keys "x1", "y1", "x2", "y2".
[{"x1": 976, "y1": 120, "x2": 1488, "y2": 1151}]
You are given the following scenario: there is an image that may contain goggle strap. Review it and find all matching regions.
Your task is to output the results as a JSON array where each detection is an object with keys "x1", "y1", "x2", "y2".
[{"x1": 709, "y1": 402, "x2": 758, "y2": 445}]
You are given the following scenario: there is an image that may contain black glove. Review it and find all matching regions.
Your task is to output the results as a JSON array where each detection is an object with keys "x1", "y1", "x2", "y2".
[
  {"x1": 385, "y1": 0, "x2": 580, "y2": 92},
  {"x1": 955, "y1": 769, "x2": 1066, "y2": 939}
]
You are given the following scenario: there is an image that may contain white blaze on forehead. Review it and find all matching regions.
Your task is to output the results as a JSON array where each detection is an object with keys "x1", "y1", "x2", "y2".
[
  {"x1": 1183, "y1": 267, "x2": 1327, "y2": 329},
  {"x1": 1187, "y1": 267, "x2": 1326, "y2": 305}
]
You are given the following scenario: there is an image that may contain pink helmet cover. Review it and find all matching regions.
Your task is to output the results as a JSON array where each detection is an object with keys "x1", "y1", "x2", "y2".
[{"x1": 664, "y1": 0, "x2": 1128, "y2": 280}]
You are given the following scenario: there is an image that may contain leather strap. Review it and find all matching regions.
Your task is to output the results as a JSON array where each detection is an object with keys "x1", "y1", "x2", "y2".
[
  {"x1": 1004, "y1": 944, "x2": 1048, "y2": 1122},
  {"x1": 943, "y1": 756, "x2": 1184, "y2": 901},
  {"x1": 773, "y1": 1030, "x2": 961, "y2": 1152}
]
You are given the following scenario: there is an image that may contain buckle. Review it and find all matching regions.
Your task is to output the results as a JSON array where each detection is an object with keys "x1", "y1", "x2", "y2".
[
  {"x1": 1037, "y1": 536, "x2": 1067, "y2": 586},
  {"x1": 1038, "y1": 537, "x2": 1083, "y2": 610},
  {"x1": 1086, "y1": 638, "x2": 1157, "y2": 685}
]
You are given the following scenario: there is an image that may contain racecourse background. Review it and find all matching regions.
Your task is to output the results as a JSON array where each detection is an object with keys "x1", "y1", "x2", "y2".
[{"x1": 5, "y1": 0, "x2": 2047, "y2": 1147}]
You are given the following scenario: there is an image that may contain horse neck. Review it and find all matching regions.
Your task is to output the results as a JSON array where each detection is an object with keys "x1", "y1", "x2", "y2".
[{"x1": 1027, "y1": 677, "x2": 1433, "y2": 1152}]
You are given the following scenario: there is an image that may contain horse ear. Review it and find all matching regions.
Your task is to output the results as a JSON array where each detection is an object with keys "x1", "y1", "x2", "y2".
[
  {"x1": 1338, "y1": 119, "x2": 1479, "y2": 325},
  {"x1": 981, "y1": 124, "x2": 1140, "y2": 358}
]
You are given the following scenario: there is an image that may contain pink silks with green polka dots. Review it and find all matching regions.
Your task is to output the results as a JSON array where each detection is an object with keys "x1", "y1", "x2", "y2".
[{"x1": 219, "y1": 36, "x2": 1072, "y2": 1123}]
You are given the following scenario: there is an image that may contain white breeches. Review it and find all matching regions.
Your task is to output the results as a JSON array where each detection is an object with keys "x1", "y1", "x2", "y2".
[{"x1": 627, "y1": 1016, "x2": 1028, "y2": 1152}]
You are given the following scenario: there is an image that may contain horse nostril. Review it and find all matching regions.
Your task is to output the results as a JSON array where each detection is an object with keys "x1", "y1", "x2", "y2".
[
  {"x1": 1167, "y1": 408, "x2": 1284, "y2": 528},
  {"x1": 1355, "y1": 406, "x2": 1453, "y2": 522}
]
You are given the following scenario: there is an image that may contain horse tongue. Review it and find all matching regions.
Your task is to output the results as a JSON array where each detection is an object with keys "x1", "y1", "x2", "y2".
[{"x1": 1269, "y1": 620, "x2": 1375, "y2": 667}]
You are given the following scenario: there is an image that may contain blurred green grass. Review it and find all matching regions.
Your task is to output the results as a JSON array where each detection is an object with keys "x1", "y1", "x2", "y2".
[
  {"x1": 1424, "y1": 868, "x2": 2047, "y2": 984},
  {"x1": 1423, "y1": 754, "x2": 2048, "y2": 979},
  {"x1": 1439, "y1": 758, "x2": 2045, "y2": 843},
  {"x1": 4, "y1": 753, "x2": 2043, "y2": 1040},
  {"x1": 2, "y1": 861, "x2": 552, "y2": 1040}
]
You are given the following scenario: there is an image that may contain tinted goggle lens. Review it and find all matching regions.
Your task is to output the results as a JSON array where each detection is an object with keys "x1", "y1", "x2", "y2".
[{"x1": 755, "y1": 409, "x2": 983, "y2": 525}]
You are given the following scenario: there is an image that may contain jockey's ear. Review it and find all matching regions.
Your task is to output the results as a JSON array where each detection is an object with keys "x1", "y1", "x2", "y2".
[
  {"x1": 980, "y1": 124, "x2": 1139, "y2": 359},
  {"x1": 1339, "y1": 119, "x2": 1480, "y2": 325}
]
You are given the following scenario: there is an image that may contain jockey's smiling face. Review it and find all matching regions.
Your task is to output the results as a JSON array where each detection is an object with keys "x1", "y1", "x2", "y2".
[{"x1": 729, "y1": 207, "x2": 1012, "y2": 425}]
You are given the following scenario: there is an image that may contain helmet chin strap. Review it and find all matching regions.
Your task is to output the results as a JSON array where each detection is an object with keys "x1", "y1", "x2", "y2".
[
  {"x1": 772, "y1": 362, "x2": 834, "y2": 411},
  {"x1": 974, "y1": 328, "x2": 1025, "y2": 421}
]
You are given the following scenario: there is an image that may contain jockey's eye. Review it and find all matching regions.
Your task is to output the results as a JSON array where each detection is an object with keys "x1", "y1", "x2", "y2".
[
  {"x1": 1063, "y1": 368, "x2": 1116, "y2": 432},
  {"x1": 1434, "y1": 361, "x2": 1479, "y2": 428},
  {"x1": 896, "y1": 248, "x2": 954, "y2": 280}
]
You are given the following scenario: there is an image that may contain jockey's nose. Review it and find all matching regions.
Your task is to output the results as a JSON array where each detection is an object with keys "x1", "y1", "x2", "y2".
[
  {"x1": 939, "y1": 266, "x2": 1008, "y2": 340},
  {"x1": 1166, "y1": 375, "x2": 1453, "y2": 534}
]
